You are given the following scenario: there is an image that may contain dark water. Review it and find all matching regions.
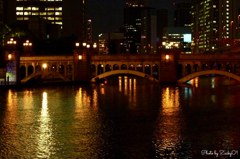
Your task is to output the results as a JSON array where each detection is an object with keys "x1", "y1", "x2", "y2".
[{"x1": 0, "y1": 76, "x2": 240, "y2": 158}]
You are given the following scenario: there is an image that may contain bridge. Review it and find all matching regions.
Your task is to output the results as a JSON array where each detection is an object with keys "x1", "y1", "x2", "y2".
[
  {"x1": 177, "y1": 53, "x2": 240, "y2": 83},
  {"x1": 3, "y1": 44, "x2": 240, "y2": 84}
]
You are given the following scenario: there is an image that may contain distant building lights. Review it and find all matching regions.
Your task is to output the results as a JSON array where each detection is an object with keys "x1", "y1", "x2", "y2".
[
  {"x1": 79, "y1": 55, "x2": 82, "y2": 60},
  {"x1": 93, "y1": 43, "x2": 97, "y2": 48},
  {"x1": 83, "y1": 43, "x2": 87, "y2": 47},
  {"x1": 87, "y1": 44, "x2": 90, "y2": 48},
  {"x1": 76, "y1": 43, "x2": 80, "y2": 47}
]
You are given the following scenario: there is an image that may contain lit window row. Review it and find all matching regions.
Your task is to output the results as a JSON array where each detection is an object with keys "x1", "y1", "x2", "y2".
[
  {"x1": 16, "y1": 12, "x2": 62, "y2": 16},
  {"x1": 17, "y1": 17, "x2": 62, "y2": 21},
  {"x1": 16, "y1": 7, "x2": 62, "y2": 11}
]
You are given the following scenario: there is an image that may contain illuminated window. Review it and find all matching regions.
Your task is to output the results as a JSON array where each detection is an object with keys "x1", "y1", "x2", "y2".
[
  {"x1": 48, "y1": 17, "x2": 54, "y2": 20},
  {"x1": 32, "y1": 7, "x2": 39, "y2": 11},
  {"x1": 17, "y1": 17, "x2": 23, "y2": 20},
  {"x1": 40, "y1": 12, "x2": 47, "y2": 15},
  {"x1": 55, "y1": 17, "x2": 62, "y2": 20},
  {"x1": 47, "y1": 8, "x2": 55, "y2": 11},
  {"x1": 55, "y1": 12, "x2": 62, "y2": 15},
  {"x1": 16, "y1": 7, "x2": 23, "y2": 10},
  {"x1": 32, "y1": 12, "x2": 39, "y2": 15},
  {"x1": 55, "y1": 7, "x2": 62, "y2": 11},
  {"x1": 24, "y1": 7, "x2": 31, "y2": 10},
  {"x1": 16, "y1": 12, "x2": 23, "y2": 15},
  {"x1": 24, "y1": 17, "x2": 29, "y2": 20},
  {"x1": 55, "y1": 22, "x2": 62, "y2": 25},
  {"x1": 24, "y1": 12, "x2": 31, "y2": 15},
  {"x1": 48, "y1": 12, "x2": 54, "y2": 15}
]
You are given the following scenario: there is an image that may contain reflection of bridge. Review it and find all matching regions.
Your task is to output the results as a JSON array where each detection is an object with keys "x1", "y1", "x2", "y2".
[{"x1": 4, "y1": 45, "x2": 240, "y2": 84}]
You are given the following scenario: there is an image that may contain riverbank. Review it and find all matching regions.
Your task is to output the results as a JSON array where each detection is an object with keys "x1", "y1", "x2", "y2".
[{"x1": 0, "y1": 81, "x2": 92, "y2": 90}]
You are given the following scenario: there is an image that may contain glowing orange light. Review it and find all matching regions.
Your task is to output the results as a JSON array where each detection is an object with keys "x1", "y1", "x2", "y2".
[
  {"x1": 8, "y1": 54, "x2": 12, "y2": 60},
  {"x1": 166, "y1": 55, "x2": 170, "y2": 60},
  {"x1": 79, "y1": 55, "x2": 82, "y2": 60},
  {"x1": 43, "y1": 64, "x2": 47, "y2": 69}
]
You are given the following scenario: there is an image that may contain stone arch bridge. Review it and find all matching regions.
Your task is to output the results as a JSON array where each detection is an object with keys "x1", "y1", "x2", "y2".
[{"x1": 13, "y1": 48, "x2": 240, "y2": 84}]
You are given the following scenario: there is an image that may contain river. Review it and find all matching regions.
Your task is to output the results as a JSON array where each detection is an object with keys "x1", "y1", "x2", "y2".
[{"x1": 0, "y1": 75, "x2": 239, "y2": 158}]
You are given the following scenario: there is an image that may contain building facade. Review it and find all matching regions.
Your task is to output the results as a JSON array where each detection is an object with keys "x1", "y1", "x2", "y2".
[
  {"x1": 162, "y1": 27, "x2": 192, "y2": 54},
  {"x1": 191, "y1": 0, "x2": 239, "y2": 53},
  {"x1": 3, "y1": 0, "x2": 88, "y2": 40},
  {"x1": 124, "y1": 0, "x2": 158, "y2": 54},
  {"x1": 174, "y1": 3, "x2": 191, "y2": 27}
]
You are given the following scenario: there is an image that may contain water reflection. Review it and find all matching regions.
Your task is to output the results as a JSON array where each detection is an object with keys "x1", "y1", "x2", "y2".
[
  {"x1": 190, "y1": 77, "x2": 198, "y2": 88},
  {"x1": 124, "y1": 76, "x2": 128, "y2": 95},
  {"x1": 154, "y1": 87, "x2": 186, "y2": 158},
  {"x1": 36, "y1": 92, "x2": 54, "y2": 158},
  {"x1": 119, "y1": 76, "x2": 122, "y2": 92},
  {"x1": 23, "y1": 90, "x2": 33, "y2": 110}
]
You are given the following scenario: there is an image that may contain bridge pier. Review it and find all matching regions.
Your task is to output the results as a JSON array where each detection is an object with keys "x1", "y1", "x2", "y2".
[
  {"x1": 73, "y1": 49, "x2": 91, "y2": 82},
  {"x1": 159, "y1": 50, "x2": 180, "y2": 83}
]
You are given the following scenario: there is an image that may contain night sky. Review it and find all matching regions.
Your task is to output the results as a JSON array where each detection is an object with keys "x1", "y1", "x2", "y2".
[{"x1": 88, "y1": 0, "x2": 191, "y2": 41}]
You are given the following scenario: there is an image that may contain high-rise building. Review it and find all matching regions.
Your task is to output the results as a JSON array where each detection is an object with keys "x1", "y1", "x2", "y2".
[
  {"x1": 191, "y1": 0, "x2": 239, "y2": 53},
  {"x1": 157, "y1": 9, "x2": 168, "y2": 48},
  {"x1": 3, "y1": 0, "x2": 88, "y2": 40},
  {"x1": 174, "y1": 3, "x2": 191, "y2": 27},
  {"x1": 124, "y1": 0, "x2": 158, "y2": 54},
  {"x1": 0, "y1": 0, "x2": 3, "y2": 35},
  {"x1": 126, "y1": 0, "x2": 148, "y2": 7},
  {"x1": 87, "y1": 19, "x2": 92, "y2": 43}
]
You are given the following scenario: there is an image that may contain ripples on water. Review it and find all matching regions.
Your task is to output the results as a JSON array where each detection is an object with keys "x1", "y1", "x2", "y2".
[{"x1": 0, "y1": 76, "x2": 240, "y2": 158}]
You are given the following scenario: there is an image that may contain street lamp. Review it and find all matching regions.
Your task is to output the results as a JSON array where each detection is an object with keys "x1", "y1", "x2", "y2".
[
  {"x1": 75, "y1": 42, "x2": 80, "y2": 47},
  {"x1": 87, "y1": 44, "x2": 90, "y2": 48},
  {"x1": 43, "y1": 63, "x2": 47, "y2": 70},
  {"x1": 8, "y1": 54, "x2": 12, "y2": 60},
  {"x1": 83, "y1": 42, "x2": 87, "y2": 47},
  {"x1": 7, "y1": 38, "x2": 17, "y2": 45},
  {"x1": 23, "y1": 40, "x2": 32, "y2": 52},
  {"x1": 79, "y1": 55, "x2": 82, "y2": 60},
  {"x1": 165, "y1": 54, "x2": 170, "y2": 62}
]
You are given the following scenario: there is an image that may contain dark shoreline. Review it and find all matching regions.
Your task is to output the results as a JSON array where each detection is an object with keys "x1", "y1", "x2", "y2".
[{"x1": 0, "y1": 81, "x2": 92, "y2": 90}]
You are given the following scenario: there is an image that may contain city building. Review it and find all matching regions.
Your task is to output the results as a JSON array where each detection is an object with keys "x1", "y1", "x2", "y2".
[
  {"x1": 174, "y1": 3, "x2": 191, "y2": 27},
  {"x1": 124, "y1": 0, "x2": 158, "y2": 54},
  {"x1": 0, "y1": 0, "x2": 3, "y2": 35},
  {"x1": 87, "y1": 19, "x2": 92, "y2": 44},
  {"x1": 98, "y1": 33, "x2": 125, "y2": 54},
  {"x1": 191, "y1": 0, "x2": 239, "y2": 53},
  {"x1": 126, "y1": 0, "x2": 148, "y2": 7},
  {"x1": 3, "y1": 0, "x2": 88, "y2": 40},
  {"x1": 162, "y1": 27, "x2": 192, "y2": 54},
  {"x1": 157, "y1": 9, "x2": 168, "y2": 50}
]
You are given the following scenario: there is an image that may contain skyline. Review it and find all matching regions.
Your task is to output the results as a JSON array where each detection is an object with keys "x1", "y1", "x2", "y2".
[{"x1": 88, "y1": 0, "x2": 191, "y2": 41}]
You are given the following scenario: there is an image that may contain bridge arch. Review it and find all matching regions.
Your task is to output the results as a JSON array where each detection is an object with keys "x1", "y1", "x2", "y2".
[
  {"x1": 21, "y1": 71, "x2": 71, "y2": 84},
  {"x1": 178, "y1": 70, "x2": 240, "y2": 84},
  {"x1": 28, "y1": 65, "x2": 34, "y2": 76},
  {"x1": 90, "y1": 70, "x2": 159, "y2": 83}
]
